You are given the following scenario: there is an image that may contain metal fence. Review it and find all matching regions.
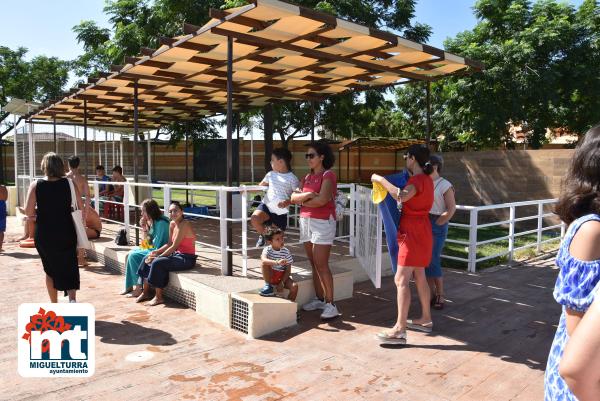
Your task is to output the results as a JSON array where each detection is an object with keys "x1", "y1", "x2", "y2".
[{"x1": 19, "y1": 178, "x2": 565, "y2": 276}]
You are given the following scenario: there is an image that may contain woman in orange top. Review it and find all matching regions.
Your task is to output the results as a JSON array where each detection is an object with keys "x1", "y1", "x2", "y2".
[
  {"x1": 137, "y1": 201, "x2": 197, "y2": 306},
  {"x1": 371, "y1": 144, "x2": 435, "y2": 345}
]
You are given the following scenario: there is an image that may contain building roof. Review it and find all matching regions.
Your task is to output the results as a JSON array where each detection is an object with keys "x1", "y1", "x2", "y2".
[
  {"x1": 338, "y1": 137, "x2": 424, "y2": 151},
  {"x1": 28, "y1": 0, "x2": 482, "y2": 129}
]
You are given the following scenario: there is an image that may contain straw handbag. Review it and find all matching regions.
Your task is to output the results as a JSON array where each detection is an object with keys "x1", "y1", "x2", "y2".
[{"x1": 67, "y1": 178, "x2": 90, "y2": 249}]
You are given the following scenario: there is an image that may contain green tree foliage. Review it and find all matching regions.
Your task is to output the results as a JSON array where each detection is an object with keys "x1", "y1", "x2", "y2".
[
  {"x1": 0, "y1": 46, "x2": 70, "y2": 136},
  {"x1": 394, "y1": 0, "x2": 600, "y2": 149}
]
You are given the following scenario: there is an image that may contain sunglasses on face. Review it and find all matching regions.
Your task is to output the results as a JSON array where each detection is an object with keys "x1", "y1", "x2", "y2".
[{"x1": 305, "y1": 153, "x2": 317, "y2": 160}]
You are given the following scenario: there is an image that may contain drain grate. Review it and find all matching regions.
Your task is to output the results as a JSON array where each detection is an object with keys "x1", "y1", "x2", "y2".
[{"x1": 231, "y1": 298, "x2": 249, "y2": 334}]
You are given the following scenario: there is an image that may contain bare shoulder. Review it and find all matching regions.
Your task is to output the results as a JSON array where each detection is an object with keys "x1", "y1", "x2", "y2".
[{"x1": 570, "y1": 220, "x2": 600, "y2": 261}]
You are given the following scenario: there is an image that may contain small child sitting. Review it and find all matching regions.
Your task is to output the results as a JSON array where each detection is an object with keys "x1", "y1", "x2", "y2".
[{"x1": 259, "y1": 227, "x2": 298, "y2": 301}]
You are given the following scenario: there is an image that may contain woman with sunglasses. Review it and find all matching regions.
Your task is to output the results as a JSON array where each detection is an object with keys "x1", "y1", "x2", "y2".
[
  {"x1": 136, "y1": 201, "x2": 198, "y2": 306},
  {"x1": 371, "y1": 144, "x2": 434, "y2": 345},
  {"x1": 291, "y1": 142, "x2": 339, "y2": 319}
]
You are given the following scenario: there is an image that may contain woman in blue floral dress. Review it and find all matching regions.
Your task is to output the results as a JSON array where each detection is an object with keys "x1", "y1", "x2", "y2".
[{"x1": 545, "y1": 125, "x2": 600, "y2": 401}]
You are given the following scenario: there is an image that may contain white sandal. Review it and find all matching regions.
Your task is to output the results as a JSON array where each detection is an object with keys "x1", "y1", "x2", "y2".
[
  {"x1": 407, "y1": 319, "x2": 433, "y2": 333},
  {"x1": 376, "y1": 329, "x2": 407, "y2": 345}
]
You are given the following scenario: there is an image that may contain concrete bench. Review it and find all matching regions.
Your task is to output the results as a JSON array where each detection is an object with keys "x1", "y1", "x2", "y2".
[{"x1": 87, "y1": 236, "x2": 354, "y2": 338}]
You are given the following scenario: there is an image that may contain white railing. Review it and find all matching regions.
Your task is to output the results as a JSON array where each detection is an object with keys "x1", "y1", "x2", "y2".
[
  {"x1": 19, "y1": 177, "x2": 565, "y2": 275},
  {"x1": 443, "y1": 199, "x2": 565, "y2": 272},
  {"x1": 87, "y1": 180, "x2": 356, "y2": 276}
]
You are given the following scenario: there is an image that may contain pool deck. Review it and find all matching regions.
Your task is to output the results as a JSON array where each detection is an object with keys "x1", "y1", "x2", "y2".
[{"x1": 0, "y1": 216, "x2": 560, "y2": 400}]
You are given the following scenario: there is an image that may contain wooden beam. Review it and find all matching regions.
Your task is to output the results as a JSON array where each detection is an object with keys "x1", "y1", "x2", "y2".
[{"x1": 211, "y1": 27, "x2": 430, "y2": 81}]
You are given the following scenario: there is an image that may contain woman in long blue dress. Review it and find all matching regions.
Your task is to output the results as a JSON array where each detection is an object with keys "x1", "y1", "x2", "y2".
[
  {"x1": 120, "y1": 199, "x2": 170, "y2": 297},
  {"x1": 545, "y1": 125, "x2": 600, "y2": 400}
]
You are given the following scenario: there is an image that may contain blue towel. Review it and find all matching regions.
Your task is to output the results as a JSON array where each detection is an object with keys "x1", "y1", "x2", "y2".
[{"x1": 377, "y1": 170, "x2": 410, "y2": 273}]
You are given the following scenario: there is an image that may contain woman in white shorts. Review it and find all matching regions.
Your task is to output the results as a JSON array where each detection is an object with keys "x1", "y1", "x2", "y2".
[{"x1": 291, "y1": 142, "x2": 339, "y2": 319}]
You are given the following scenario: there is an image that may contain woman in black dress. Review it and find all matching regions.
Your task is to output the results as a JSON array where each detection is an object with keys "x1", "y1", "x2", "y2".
[{"x1": 25, "y1": 153, "x2": 83, "y2": 303}]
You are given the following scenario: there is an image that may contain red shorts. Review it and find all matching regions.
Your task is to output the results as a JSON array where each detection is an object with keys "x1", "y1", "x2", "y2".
[{"x1": 270, "y1": 268, "x2": 285, "y2": 285}]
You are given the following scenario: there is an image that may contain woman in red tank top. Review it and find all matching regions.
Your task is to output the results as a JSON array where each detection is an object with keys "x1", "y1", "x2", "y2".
[
  {"x1": 371, "y1": 144, "x2": 434, "y2": 345},
  {"x1": 136, "y1": 201, "x2": 198, "y2": 306}
]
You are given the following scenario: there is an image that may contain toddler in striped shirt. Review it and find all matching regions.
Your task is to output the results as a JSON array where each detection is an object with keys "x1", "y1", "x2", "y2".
[{"x1": 259, "y1": 227, "x2": 298, "y2": 300}]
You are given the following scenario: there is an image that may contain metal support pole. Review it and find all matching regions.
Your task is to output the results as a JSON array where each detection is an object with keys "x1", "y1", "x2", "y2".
[
  {"x1": 185, "y1": 126, "x2": 189, "y2": 205},
  {"x1": 537, "y1": 202, "x2": 544, "y2": 253},
  {"x1": 310, "y1": 101, "x2": 315, "y2": 142},
  {"x1": 426, "y1": 81, "x2": 432, "y2": 146},
  {"x1": 358, "y1": 141, "x2": 362, "y2": 184},
  {"x1": 241, "y1": 186, "x2": 248, "y2": 276},
  {"x1": 53, "y1": 116, "x2": 57, "y2": 153},
  {"x1": 83, "y1": 100, "x2": 88, "y2": 178},
  {"x1": 394, "y1": 150, "x2": 398, "y2": 172},
  {"x1": 13, "y1": 114, "x2": 19, "y2": 204},
  {"x1": 224, "y1": 35, "x2": 234, "y2": 276},
  {"x1": 74, "y1": 126, "x2": 78, "y2": 155},
  {"x1": 468, "y1": 209, "x2": 478, "y2": 273},
  {"x1": 133, "y1": 80, "x2": 140, "y2": 245},
  {"x1": 250, "y1": 127, "x2": 255, "y2": 183},
  {"x1": 346, "y1": 148, "x2": 350, "y2": 182},
  {"x1": 147, "y1": 130, "x2": 152, "y2": 183},
  {"x1": 508, "y1": 206, "x2": 515, "y2": 263}
]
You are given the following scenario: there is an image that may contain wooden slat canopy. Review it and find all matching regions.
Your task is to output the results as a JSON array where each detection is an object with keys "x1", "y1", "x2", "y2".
[{"x1": 28, "y1": 0, "x2": 482, "y2": 128}]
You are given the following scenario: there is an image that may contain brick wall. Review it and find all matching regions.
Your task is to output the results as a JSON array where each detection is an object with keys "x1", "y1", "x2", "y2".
[{"x1": 2, "y1": 141, "x2": 573, "y2": 206}]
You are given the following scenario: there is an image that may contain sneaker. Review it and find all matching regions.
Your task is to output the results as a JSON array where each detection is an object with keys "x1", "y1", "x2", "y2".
[
  {"x1": 256, "y1": 235, "x2": 266, "y2": 248},
  {"x1": 259, "y1": 283, "x2": 274, "y2": 297},
  {"x1": 320, "y1": 303, "x2": 340, "y2": 319},
  {"x1": 302, "y1": 297, "x2": 326, "y2": 311}
]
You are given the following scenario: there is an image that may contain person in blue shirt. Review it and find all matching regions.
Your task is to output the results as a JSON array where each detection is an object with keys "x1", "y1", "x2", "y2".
[{"x1": 95, "y1": 165, "x2": 112, "y2": 197}]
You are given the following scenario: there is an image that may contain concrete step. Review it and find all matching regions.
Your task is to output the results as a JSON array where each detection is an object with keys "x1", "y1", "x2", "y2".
[{"x1": 88, "y1": 236, "x2": 354, "y2": 338}]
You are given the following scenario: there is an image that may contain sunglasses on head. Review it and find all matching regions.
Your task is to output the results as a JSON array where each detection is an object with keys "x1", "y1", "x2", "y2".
[
  {"x1": 305, "y1": 153, "x2": 317, "y2": 159},
  {"x1": 403, "y1": 153, "x2": 410, "y2": 160}
]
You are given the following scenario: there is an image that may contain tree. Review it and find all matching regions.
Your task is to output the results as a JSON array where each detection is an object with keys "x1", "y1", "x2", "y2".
[
  {"x1": 428, "y1": 0, "x2": 600, "y2": 149},
  {"x1": 0, "y1": 46, "x2": 70, "y2": 137}
]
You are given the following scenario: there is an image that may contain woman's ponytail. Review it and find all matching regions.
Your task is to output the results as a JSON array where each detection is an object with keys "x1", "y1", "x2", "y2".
[{"x1": 423, "y1": 161, "x2": 433, "y2": 175}]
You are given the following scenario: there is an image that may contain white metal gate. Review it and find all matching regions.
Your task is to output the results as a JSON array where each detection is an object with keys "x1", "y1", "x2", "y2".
[{"x1": 354, "y1": 185, "x2": 383, "y2": 288}]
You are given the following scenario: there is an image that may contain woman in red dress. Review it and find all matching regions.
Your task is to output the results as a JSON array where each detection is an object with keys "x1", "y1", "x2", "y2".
[{"x1": 371, "y1": 144, "x2": 434, "y2": 345}]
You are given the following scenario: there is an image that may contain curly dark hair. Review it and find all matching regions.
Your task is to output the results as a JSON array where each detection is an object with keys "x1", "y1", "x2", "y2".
[
  {"x1": 407, "y1": 144, "x2": 433, "y2": 175},
  {"x1": 556, "y1": 125, "x2": 600, "y2": 225},
  {"x1": 264, "y1": 226, "x2": 284, "y2": 241},
  {"x1": 141, "y1": 199, "x2": 163, "y2": 222},
  {"x1": 308, "y1": 141, "x2": 335, "y2": 170}
]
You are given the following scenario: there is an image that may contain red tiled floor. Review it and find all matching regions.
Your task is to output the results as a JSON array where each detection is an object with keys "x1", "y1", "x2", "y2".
[{"x1": 0, "y1": 217, "x2": 559, "y2": 400}]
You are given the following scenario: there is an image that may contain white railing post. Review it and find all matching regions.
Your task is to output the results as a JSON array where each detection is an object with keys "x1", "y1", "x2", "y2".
[
  {"x1": 163, "y1": 185, "x2": 171, "y2": 217},
  {"x1": 241, "y1": 187, "x2": 248, "y2": 276},
  {"x1": 537, "y1": 202, "x2": 544, "y2": 253},
  {"x1": 374, "y1": 207, "x2": 382, "y2": 288},
  {"x1": 219, "y1": 188, "x2": 228, "y2": 274},
  {"x1": 508, "y1": 206, "x2": 515, "y2": 263},
  {"x1": 190, "y1": 189, "x2": 195, "y2": 207},
  {"x1": 93, "y1": 182, "x2": 100, "y2": 214},
  {"x1": 468, "y1": 208, "x2": 478, "y2": 273},
  {"x1": 349, "y1": 184, "x2": 355, "y2": 256},
  {"x1": 561, "y1": 221, "x2": 566, "y2": 239},
  {"x1": 123, "y1": 182, "x2": 130, "y2": 241}
]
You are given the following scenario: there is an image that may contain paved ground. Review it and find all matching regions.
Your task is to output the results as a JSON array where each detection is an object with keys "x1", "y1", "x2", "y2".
[{"x1": 0, "y1": 216, "x2": 560, "y2": 400}]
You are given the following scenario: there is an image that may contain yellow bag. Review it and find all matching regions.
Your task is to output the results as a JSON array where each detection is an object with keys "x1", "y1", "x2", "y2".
[{"x1": 371, "y1": 182, "x2": 387, "y2": 204}]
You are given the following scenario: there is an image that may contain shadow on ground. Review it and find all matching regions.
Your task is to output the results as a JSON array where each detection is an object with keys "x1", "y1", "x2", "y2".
[
  {"x1": 263, "y1": 255, "x2": 560, "y2": 372},
  {"x1": 96, "y1": 320, "x2": 177, "y2": 346}
]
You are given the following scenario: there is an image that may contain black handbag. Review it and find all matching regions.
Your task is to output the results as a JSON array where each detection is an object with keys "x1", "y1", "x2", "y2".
[{"x1": 115, "y1": 229, "x2": 128, "y2": 246}]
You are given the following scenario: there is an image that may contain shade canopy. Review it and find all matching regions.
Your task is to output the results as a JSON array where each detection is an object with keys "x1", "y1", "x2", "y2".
[
  {"x1": 29, "y1": 0, "x2": 482, "y2": 128},
  {"x1": 338, "y1": 137, "x2": 425, "y2": 152}
]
